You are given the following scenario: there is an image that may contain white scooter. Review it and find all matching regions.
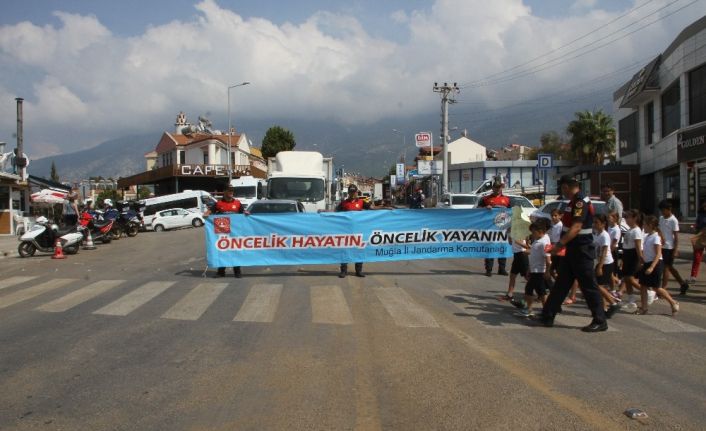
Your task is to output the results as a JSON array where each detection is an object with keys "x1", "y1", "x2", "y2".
[{"x1": 18, "y1": 216, "x2": 83, "y2": 257}]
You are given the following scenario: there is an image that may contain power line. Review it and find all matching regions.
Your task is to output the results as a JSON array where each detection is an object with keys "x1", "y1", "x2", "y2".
[
  {"x1": 451, "y1": 56, "x2": 652, "y2": 117},
  {"x1": 459, "y1": 0, "x2": 656, "y2": 87},
  {"x1": 460, "y1": 0, "x2": 698, "y2": 89}
]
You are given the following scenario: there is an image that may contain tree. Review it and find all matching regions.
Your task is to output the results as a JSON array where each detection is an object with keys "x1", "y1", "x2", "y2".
[
  {"x1": 96, "y1": 189, "x2": 120, "y2": 207},
  {"x1": 261, "y1": 126, "x2": 296, "y2": 159},
  {"x1": 50, "y1": 161, "x2": 60, "y2": 182},
  {"x1": 566, "y1": 110, "x2": 616, "y2": 165},
  {"x1": 137, "y1": 186, "x2": 152, "y2": 200},
  {"x1": 527, "y1": 131, "x2": 574, "y2": 160}
]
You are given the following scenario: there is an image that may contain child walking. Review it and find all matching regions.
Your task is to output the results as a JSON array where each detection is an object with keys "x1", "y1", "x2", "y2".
[
  {"x1": 593, "y1": 214, "x2": 621, "y2": 318},
  {"x1": 658, "y1": 200, "x2": 689, "y2": 295},
  {"x1": 637, "y1": 215, "x2": 679, "y2": 315},
  {"x1": 621, "y1": 210, "x2": 644, "y2": 310},
  {"x1": 501, "y1": 236, "x2": 529, "y2": 302},
  {"x1": 517, "y1": 219, "x2": 552, "y2": 317},
  {"x1": 607, "y1": 211, "x2": 622, "y2": 295}
]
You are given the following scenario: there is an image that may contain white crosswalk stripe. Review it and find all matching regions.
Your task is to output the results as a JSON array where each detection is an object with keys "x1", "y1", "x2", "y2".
[
  {"x1": 435, "y1": 289, "x2": 529, "y2": 329},
  {"x1": 233, "y1": 284, "x2": 282, "y2": 323},
  {"x1": 93, "y1": 281, "x2": 175, "y2": 316},
  {"x1": 633, "y1": 315, "x2": 706, "y2": 333},
  {"x1": 162, "y1": 282, "x2": 227, "y2": 321},
  {"x1": 0, "y1": 278, "x2": 75, "y2": 309},
  {"x1": 310, "y1": 285, "x2": 353, "y2": 325},
  {"x1": 0, "y1": 276, "x2": 39, "y2": 291},
  {"x1": 36, "y1": 280, "x2": 125, "y2": 313},
  {"x1": 375, "y1": 287, "x2": 439, "y2": 328}
]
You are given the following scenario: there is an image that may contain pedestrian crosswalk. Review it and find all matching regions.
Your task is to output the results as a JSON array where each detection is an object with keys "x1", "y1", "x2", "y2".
[{"x1": 0, "y1": 276, "x2": 705, "y2": 334}]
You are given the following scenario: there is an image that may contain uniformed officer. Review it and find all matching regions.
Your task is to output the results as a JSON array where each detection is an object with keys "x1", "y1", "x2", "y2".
[
  {"x1": 203, "y1": 185, "x2": 244, "y2": 278},
  {"x1": 479, "y1": 176, "x2": 511, "y2": 277},
  {"x1": 336, "y1": 184, "x2": 372, "y2": 278},
  {"x1": 536, "y1": 176, "x2": 608, "y2": 332}
]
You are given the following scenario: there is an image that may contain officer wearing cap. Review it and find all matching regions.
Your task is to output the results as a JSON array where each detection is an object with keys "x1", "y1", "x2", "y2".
[
  {"x1": 203, "y1": 185, "x2": 244, "y2": 278},
  {"x1": 336, "y1": 184, "x2": 372, "y2": 277},
  {"x1": 535, "y1": 175, "x2": 608, "y2": 332},
  {"x1": 479, "y1": 175, "x2": 511, "y2": 276}
]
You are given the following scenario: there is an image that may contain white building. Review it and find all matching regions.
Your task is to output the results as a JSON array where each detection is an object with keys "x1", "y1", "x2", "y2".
[
  {"x1": 613, "y1": 16, "x2": 706, "y2": 218},
  {"x1": 446, "y1": 132, "x2": 487, "y2": 164}
]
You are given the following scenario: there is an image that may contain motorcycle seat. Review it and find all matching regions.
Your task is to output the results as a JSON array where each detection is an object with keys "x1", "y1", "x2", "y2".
[{"x1": 93, "y1": 220, "x2": 112, "y2": 229}]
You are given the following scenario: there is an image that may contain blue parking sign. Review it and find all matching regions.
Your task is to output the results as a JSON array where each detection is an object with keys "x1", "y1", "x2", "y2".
[{"x1": 538, "y1": 154, "x2": 553, "y2": 169}]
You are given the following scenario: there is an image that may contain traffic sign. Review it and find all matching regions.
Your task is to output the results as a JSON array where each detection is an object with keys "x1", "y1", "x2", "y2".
[
  {"x1": 415, "y1": 132, "x2": 433, "y2": 148},
  {"x1": 538, "y1": 154, "x2": 553, "y2": 169}
]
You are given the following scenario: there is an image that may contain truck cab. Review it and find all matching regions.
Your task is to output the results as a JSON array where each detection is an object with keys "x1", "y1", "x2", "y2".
[
  {"x1": 230, "y1": 176, "x2": 267, "y2": 208},
  {"x1": 267, "y1": 151, "x2": 333, "y2": 213}
]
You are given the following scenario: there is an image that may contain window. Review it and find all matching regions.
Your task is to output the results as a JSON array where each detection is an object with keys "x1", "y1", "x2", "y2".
[
  {"x1": 690, "y1": 64, "x2": 706, "y2": 125},
  {"x1": 618, "y1": 112, "x2": 638, "y2": 156},
  {"x1": 203, "y1": 152, "x2": 209, "y2": 164},
  {"x1": 661, "y1": 80, "x2": 681, "y2": 137},
  {"x1": 646, "y1": 102, "x2": 654, "y2": 145},
  {"x1": 179, "y1": 151, "x2": 185, "y2": 165}
]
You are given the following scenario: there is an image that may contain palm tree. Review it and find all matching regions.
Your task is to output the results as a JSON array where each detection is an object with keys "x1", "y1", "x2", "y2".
[{"x1": 566, "y1": 110, "x2": 616, "y2": 165}]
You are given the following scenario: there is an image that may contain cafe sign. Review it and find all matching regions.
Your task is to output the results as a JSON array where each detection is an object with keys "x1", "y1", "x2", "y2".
[
  {"x1": 677, "y1": 125, "x2": 706, "y2": 163},
  {"x1": 176, "y1": 164, "x2": 251, "y2": 177}
]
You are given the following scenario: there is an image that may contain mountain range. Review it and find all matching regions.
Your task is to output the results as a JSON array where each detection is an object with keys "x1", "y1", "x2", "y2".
[{"x1": 29, "y1": 93, "x2": 612, "y2": 182}]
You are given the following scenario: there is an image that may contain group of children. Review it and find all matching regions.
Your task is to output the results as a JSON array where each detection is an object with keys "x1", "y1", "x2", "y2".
[{"x1": 502, "y1": 200, "x2": 684, "y2": 318}]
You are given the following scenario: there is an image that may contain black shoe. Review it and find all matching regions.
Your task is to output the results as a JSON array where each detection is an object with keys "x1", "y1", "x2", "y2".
[
  {"x1": 510, "y1": 298, "x2": 526, "y2": 309},
  {"x1": 338, "y1": 271, "x2": 347, "y2": 278},
  {"x1": 529, "y1": 314, "x2": 554, "y2": 327},
  {"x1": 355, "y1": 271, "x2": 366, "y2": 278},
  {"x1": 215, "y1": 268, "x2": 226, "y2": 278},
  {"x1": 606, "y1": 303, "x2": 621, "y2": 319},
  {"x1": 485, "y1": 271, "x2": 492, "y2": 277},
  {"x1": 581, "y1": 321, "x2": 608, "y2": 332},
  {"x1": 680, "y1": 283, "x2": 689, "y2": 295},
  {"x1": 233, "y1": 268, "x2": 242, "y2": 278},
  {"x1": 498, "y1": 270, "x2": 509, "y2": 276}
]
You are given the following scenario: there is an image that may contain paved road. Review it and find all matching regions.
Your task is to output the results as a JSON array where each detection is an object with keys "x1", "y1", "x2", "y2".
[{"x1": 0, "y1": 228, "x2": 705, "y2": 430}]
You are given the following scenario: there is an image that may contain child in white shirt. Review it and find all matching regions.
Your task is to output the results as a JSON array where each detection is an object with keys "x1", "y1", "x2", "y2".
[
  {"x1": 638, "y1": 215, "x2": 679, "y2": 315},
  {"x1": 517, "y1": 219, "x2": 552, "y2": 317}
]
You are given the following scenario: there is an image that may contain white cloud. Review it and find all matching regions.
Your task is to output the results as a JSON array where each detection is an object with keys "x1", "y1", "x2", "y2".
[
  {"x1": 571, "y1": 0, "x2": 599, "y2": 11},
  {"x1": 0, "y1": 0, "x2": 699, "y2": 156}
]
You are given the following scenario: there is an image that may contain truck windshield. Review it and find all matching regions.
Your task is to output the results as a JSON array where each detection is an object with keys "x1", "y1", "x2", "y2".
[
  {"x1": 234, "y1": 186, "x2": 257, "y2": 198},
  {"x1": 452, "y1": 195, "x2": 478, "y2": 205},
  {"x1": 268, "y1": 178, "x2": 325, "y2": 202}
]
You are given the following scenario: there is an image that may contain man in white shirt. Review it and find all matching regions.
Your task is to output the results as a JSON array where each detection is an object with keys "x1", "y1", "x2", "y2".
[{"x1": 658, "y1": 200, "x2": 689, "y2": 295}]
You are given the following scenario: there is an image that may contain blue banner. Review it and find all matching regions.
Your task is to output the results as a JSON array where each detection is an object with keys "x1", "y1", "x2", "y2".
[{"x1": 205, "y1": 209, "x2": 512, "y2": 267}]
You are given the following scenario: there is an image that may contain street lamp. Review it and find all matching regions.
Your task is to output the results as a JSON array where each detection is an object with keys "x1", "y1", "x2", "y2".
[{"x1": 227, "y1": 81, "x2": 251, "y2": 183}]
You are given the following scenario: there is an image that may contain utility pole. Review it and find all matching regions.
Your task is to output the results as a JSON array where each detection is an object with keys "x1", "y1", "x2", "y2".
[{"x1": 433, "y1": 82, "x2": 459, "y2": 195}]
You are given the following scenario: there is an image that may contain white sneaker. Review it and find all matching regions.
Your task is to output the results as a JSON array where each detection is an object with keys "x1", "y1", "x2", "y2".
[{"x1": 647, "y1": 289, "x2": 656, "y2": 305}]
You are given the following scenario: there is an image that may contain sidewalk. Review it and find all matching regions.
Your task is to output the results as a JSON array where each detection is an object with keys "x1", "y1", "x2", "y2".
[{"x1": 0, "y1": 235, "x2": 20, "y2": 258}]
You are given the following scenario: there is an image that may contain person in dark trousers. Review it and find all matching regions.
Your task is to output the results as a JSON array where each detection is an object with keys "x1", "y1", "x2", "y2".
[
  {"x1": 534, "y1": 175, "x2": 609, "y2": 332},
  {"x1": 479, "y1": 176, "x2": 510, "y2": 276},
  {"x1": 657, "y1": 200, "x2": 689, "y2": 295},
  {"x1": 62, "y1": 187, "x2": 79, "y2": 226},
  {"x1": 203, "y1": 186, "x2": 244, "y2": 278},
  {"x1": 337, "y1": 184, "x2": 372, "y2": 278}
]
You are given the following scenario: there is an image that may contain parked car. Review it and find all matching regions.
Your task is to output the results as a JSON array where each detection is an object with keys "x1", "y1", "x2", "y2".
[
  {"x1": 506, "y1": 195, "x2": 537, "y2": 219},
  {"x1": 437, "y1": 193, "x2": 479, "y2": 209},
  {"x1": 149, "y1": 208, "x2": 204, "y2": 231},
  {"x1": 245, "y1": 199, "x2": 305, "y2": 214}
]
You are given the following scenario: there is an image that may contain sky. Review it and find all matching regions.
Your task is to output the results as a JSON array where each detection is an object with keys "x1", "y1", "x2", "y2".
[{"x1": 0, "y1": 0, "x2": 703, "y2": 158}]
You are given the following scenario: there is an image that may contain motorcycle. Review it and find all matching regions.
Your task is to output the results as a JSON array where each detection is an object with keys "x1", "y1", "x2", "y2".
[
  {"x1": 18, "y1": 216, "x2": 83, "y2": 257},
  {"x1": 114, "y1": 201, "x2": 144, "y2": 237},
  {"x1": 79, "y1": 210, "x2": 115, "y2": 244}
]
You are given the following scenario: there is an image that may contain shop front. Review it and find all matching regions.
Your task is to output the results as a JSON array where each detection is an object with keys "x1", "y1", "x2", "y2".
[
  {"x1": 117, "y1": 163, "x2": 265, "y2": 195},
  {"x1": 679, "y1": 124, "x2": 706, "y2": 218}
]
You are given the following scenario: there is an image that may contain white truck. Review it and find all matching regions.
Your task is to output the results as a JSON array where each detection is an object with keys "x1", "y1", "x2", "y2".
[
  {"x1": 373, "y1": 183, "x2": 383, "y2": 203},
  {"x1": 267, "y1": 151, "x2": 334, "y2": 213},
  {"x1": 230, "y1": 175, "x2": 267, "y2": 208}
]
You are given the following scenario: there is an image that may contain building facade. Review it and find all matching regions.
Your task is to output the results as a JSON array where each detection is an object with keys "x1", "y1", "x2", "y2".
[
  {"x1": 447, "y1": 160, "x2": 576, "y2": 196},
  {"x1": 118, "y1": 113, "x2": 265, "y2": 195},
  {"x1": 614, "y1": 16, "x2": 706, "y2": 219}
]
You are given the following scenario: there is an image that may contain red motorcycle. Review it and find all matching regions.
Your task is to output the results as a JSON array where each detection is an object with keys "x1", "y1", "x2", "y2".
[{"x1": 79, "y1": 211, "x2": 115, "y2": 244}]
